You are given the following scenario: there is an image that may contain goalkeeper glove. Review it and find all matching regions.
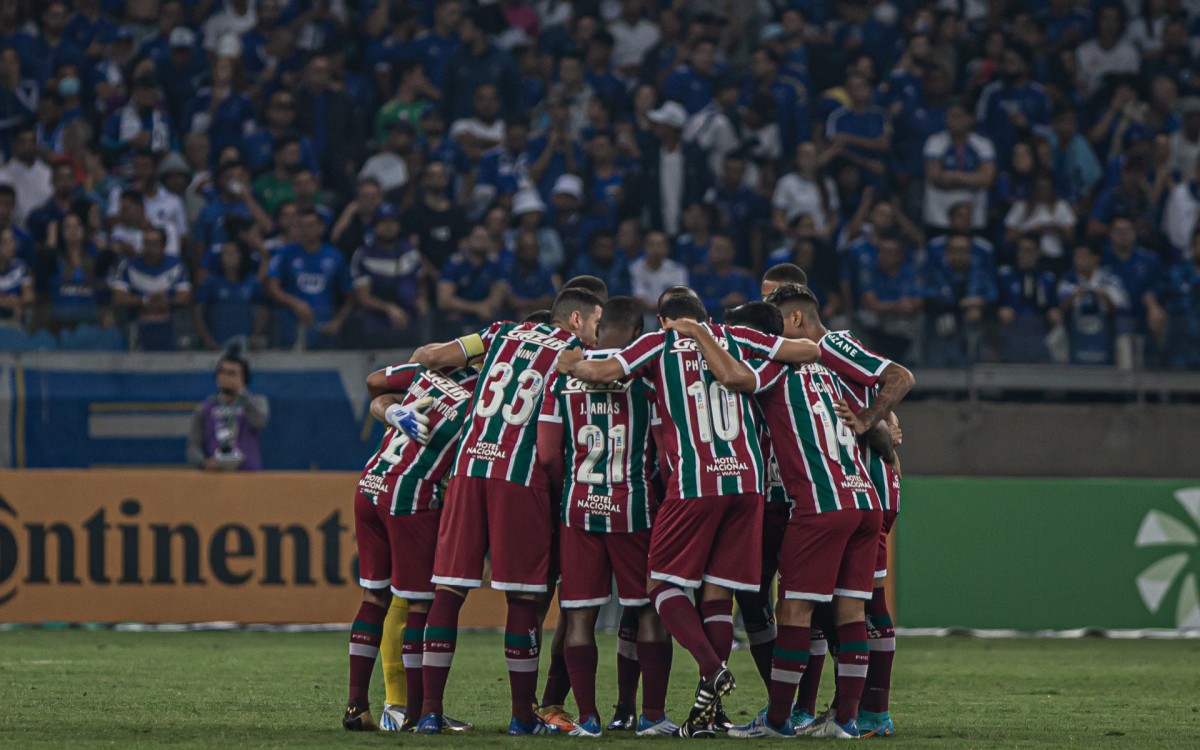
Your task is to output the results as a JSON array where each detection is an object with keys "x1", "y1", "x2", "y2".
[{"x1": 385, "y1": 396, "x2": 434, "y2": 444}]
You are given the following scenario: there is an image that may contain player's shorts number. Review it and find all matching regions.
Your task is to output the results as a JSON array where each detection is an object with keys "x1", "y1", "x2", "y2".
[
  {"x1": 685, "y1": 380, "x2": 741, "y2": 444},
  {"x1": 378, "y1": 431, "x2": 408, "y2": 465},
  {"x1": 811, "y1": 401, "x2": 856, "y2": 460},
  {"x1": 576, "y1": 424, "x2": 627, "y2": 484},
  {"x1": 476, "y1": 361, "x2": 544, "y2": 426}
]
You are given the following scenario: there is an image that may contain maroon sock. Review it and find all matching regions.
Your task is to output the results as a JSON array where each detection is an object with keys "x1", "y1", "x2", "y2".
[
  {"x1": 863, "y1": 588, "x2": 896, "y2": 714},
  {"x1": 348, "y1": 600, "x2": 387, "y2": 708},
  {"x1": 735, "y1": 589, "x2": 776, "y2": 689},
  {"x1": 564, "y1": 644, "x2": 599, "y2": 721},
  {"x1": 616, "y1": 607, "x2": 640, "y2": 708},
  {"x1": 504, "y1": 598, "x2": 541, "y2": 723},
  {"x1": 766, "y1": 625, "x2": 810, "y2": 728},
  {"x1": 402, "y1": 610, "x2": 427, "y2": 718},
  {"x1": 795, "y1": 628, "x2": 827, "y2": 715},
  {"x1": 835, "y1": 621, "x2": 870, "y2": 725},
  {"x1": 540, "y1": 652, "x2": 570, "y2": 707},
  {"x1": 651, "y1": 586, "x2": 722, "y2": 678},
  {"x1": 421, "y1": 589, "x2": 465, "y2": 717},
  {"x1": 699, "y1": 599, "x2": 734, "y2": 665},
  {"x1": 637, "y1": 640, "x2": 673, "y2": 722}
]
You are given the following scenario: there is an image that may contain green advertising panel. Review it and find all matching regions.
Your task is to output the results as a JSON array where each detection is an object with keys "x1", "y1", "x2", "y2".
[{"x1": 896, "y1": 478, "x2": 1200, "y2": 630}]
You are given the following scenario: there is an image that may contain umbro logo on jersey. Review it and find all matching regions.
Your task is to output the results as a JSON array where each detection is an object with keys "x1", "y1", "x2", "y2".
[
  {"x1": 669, "y1": 337, "x2": 729, "y2": 354},
  {"x1": 503, "y1": 329, "x2": 572, "y2": 350},
  {"x1": 421, "y1": 371, "x2": 473, "y2": 402}
]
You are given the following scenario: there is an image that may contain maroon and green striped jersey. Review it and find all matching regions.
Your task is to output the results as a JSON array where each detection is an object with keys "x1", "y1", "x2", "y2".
[
  {"x1": 753, "y1": 360, "x2": 882, "y2": 516},
  {"x1": 358, "y1": 364, "x2": 480, "y2": 515},
  {"x1": 452, "y1": 321, "x2": 583, "y2": 484},
  {"x1": 614, "y1": 324, "x2": 784, "y2": 500},
  {"x1": 540, "y1": 350, "x2": 656, "y2": 533},
  {"x1": 824, "y1": 331, "x2": 900, "y2": 512},
  {"x1": 759, "y1": 422, "x2": 790, "y2": 506}
]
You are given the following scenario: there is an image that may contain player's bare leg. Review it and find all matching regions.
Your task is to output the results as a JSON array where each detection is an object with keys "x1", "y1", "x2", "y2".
[
  {"x1": 858, "y1": 578, "x2": 896, "y2": 737},
  {"x1": 344, "y1": 586, "x2": 390, "y2": 731},
  {"x1": 634, "y1": 604, "x2": 677, "y2": 736}
]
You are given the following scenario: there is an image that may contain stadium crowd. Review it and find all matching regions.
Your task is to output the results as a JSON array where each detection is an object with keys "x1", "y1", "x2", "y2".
[{"x1": 0, "y1": 0, "x2": 1198, "y2": 368}]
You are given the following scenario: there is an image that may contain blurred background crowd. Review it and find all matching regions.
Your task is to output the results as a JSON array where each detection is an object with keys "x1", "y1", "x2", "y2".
[{"x1": 0, "y1": 0, "x2": 1198, "y2": 368}]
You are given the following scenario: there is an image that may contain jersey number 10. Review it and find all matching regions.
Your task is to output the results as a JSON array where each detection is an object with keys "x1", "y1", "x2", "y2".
[{"x1": 685, "y1": 381, "x2": 742, "y2": 444}]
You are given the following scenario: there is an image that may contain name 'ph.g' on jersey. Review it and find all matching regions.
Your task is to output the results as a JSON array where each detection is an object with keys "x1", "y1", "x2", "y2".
[
  {"x1": 615, "y1": 324, "x2": 783, "y2": 500},
  {"x1": 540, "y1": 350, "x2": 655, "y2": 533},
  {"x1": 819, "y1": 330, "x2": 900, "y2": 511},
  {"x1": 358, "y1": 363, "x2": 480, "y2": 515},
  {"x1": 753, "y1": 359, "x2": 881, "y2": 516},
  {"x1": 453, "y1": 321, "x2": 583, "y2": 484}
]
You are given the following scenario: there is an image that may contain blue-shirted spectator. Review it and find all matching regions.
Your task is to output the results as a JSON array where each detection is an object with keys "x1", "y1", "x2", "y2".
[
  {"x1": 437, "y1": 224, "x2": 506, "y2": 336},
  {"x1": 239, "y1": 0, "x2": 287, "y2": 80},
  {"x1": 347, "y1": 205, "x2": 427, "y2": 346},
  {"x1": 690, "y1": 234, "x2": 758, "y2": 323},
  {"x1": 976, "y1": 44, "x2": 1052, "y2": 169},
  {"x1": 891, "y1": 65, "x2": 951, "y2": 214},
  {"x1": 705, "y1": 154, "x2": 769, "y2": 267},
  {"x1": 0, "y1": 227, "x2": 33, "y2": 325},
  {"x1": 102, "y1": 65, "x2": 176, "y2": 159},
  {"x1": 664, "y1": 38, "x2": 722, "y2": 115},
  {"x1": 857, "y1": 234, "x2": 923, "y2": 361},
  {"x1": 26, "y1": 3, "x2": 84, "y2": 85},
  {"x1": 409, "y1": 0, "x2": 463, "y2": 91},
  {"x1": 47, "y1": 213, "x2": 100, "y2": 329},
  {"x1": 584, "y1": 29, "x2": 624, "y2": 103},
  {"x1": 475, "y1": 119, "x2": 531, "y2": 209},
  {"x1": 825, "y1": 72, "x2": 891, "y2": 185},
  {"x1": 110, "y1": 226, "x2": 191, "y2": 350},
  {"x1": 265, "y1": 209, "x2": 353, "y2": 349},
  {"x1": 417, "y1": 107, "x2": 473, "y2": 183},
  {"x1": 1162, "y1": 230, "x2": 1200, "y2": 369},
  {"x1": 441, "y1": 12, "x2": 519, "y2": 122},
  {"x1": 0, "y1": 50, "x2": 37, "y2": 157},
  {"x1": 997, "y1": 235, "x2": 1062, "y2": 363},
  {"x1": 742, "y1": 46, "x2": 808, "y2": 159},
  {"x1": 193, "y1": 161, "x2": 271, "y2": 258},
  {"x1": 194, "y1": 241, "x2": 266, "y2": 350},
  {"x1": 923, "y1": 232, "x2": 998, "y2": 367},
  {"x1": 1103, "y1": 216, "x2": 1166, "y2": 339},
  {"x1": 570, "y1": 229, "x2": 633, "y2": 298},
  {"x1": 184, "y1": 57, "x2": 257, "y2": 162},
  {"x1": 922, "y1": 101, "x2": 996, "y2": 232},
  {"x1": 65, "y1": 0, "x2": 119, "y2": 53},
  {"x1": 1058, "y1": 243, "x2": 1129, "y2": 365},
  {"x1": 503, "y1": 228, "x2": 559, "y2": 320},
  {"x1": 1046, "y1": 107, "x2": 1103, "y2": 207},
  {"x1": 525, "y1": 99, "x2": 584, "y2": 200},
  {"x1": 673, "y1": 202, "x2": 714, "y2": 271},
  {"x1": 239, "y1": 90, "x2": 321, "y2": 176},
  {"x1": 1037, "y1": 0, "x2": 1091, "y2": 51}
]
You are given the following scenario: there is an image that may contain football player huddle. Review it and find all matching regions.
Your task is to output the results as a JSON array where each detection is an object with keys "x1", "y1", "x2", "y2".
[{"x1": 343, "y1": 262, "x2": 914, "y2": 740}]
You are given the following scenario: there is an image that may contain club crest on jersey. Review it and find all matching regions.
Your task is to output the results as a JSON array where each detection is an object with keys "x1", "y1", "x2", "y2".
[
  {"x1": 670, "y1": 336, "x2": 729, "y2": 354},
  {"x1": 421, "y1": 371, "x2": 473, "y2": 402},
  {"x1": 503, "y1": 329, "x2": 572, "y2": 350}
]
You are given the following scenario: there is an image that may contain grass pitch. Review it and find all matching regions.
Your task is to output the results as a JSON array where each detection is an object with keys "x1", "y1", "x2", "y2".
[{"x1": 1, "y1": 630, "x2": 1198, "y2": 748}]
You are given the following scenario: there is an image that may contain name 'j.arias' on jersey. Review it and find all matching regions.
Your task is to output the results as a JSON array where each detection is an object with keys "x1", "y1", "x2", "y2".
[
  {"x1": 614, "y1": 324, "x2": 783, "y2": 500},
  {"x1": 819, "y1": 330, "x2": 899, "y2": 511},
  {"x1": 540, "y1": 351, "x2": 656, "y2": 533},
  {"x1": 453, "y1": 321, "x2": 583, "y2": 484},
  {"x1": 358, "y1": 364, "x2": 480, "y2": 515},
  {"x1": 753, "y1": 359, "x2": 881, "y2": 516}
]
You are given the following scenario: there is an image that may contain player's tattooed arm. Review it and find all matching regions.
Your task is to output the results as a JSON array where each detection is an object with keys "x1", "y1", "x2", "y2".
[
  {"x1": 559, "y1": 349, "x2": 626, "y2": 383},
  {"x1": 662, "y1": 319, "x2": 758, "y2": 392},
  {"x1": 834, "y1": 400, "x2": 902, "y2": 478},
  {"x1": 850, "y1": 363, "x2": 914, "y2": 436}
]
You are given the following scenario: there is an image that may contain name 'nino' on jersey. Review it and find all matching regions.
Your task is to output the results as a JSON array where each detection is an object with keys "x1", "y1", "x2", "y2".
[
  {"x1": 453, "y1": 321, "x2": 583, "y2": 484},
  {"x1": 358, "y1": 363, "x2": 480, "y2": 514}
]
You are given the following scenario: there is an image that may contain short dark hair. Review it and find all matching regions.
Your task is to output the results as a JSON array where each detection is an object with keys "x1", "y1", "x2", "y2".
[
  {"x1": 562, "y1": 275, "x2": 609, "y2": 302},
  {"x1": 656, "y1": 284, "x2": 699, "y2": 309},
  {"x1": 762, "y1": 263, "x2": 807, "y2": 287},
  {"x1": 764, "y1": 283, "x2": 819, "y2": 314},
  {"x1": 598, "y1": 296, "x2": 644, "y2": 337},
  {"x1": 658, "y1": 292, "x2": 707, "y2": 323},
  {"x1": 550, "y1": 287, "x2": 604, "y2": 324},
  {"x1": 724, "y1": 301, "x2": 783, "y2": 336},
  {"x1": 217, "y1": 345, "x2": 251, "y2": 384},
  {"x1": 522, "y1": 309, "x2": 552, "y2": 324}
]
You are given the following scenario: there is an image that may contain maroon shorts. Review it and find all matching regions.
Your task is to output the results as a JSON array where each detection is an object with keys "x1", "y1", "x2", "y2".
[
  {"x1": 432, "y1": 476, "x2": 553, "y2": 593},
  {"x1": 648, "y1": 492, "x2": 763, "y2": 592},
  {"x1": 875, "y1": 510, "x2": 898, "y2": 579},
  {"x1": 761, "y1": 502, "x2": 791, "y2": 586},
  {"x1": 559, "y1": 524, "x2": 651, "y2": 608},
  {"x1": 779, "y1": 509, "x2": 882, "y2": 602},
  {"x1": 354, "y1": 490, "x2": 441, "y2": 599}
]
